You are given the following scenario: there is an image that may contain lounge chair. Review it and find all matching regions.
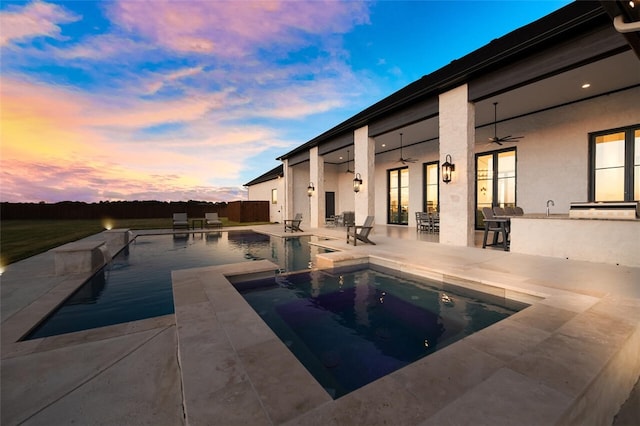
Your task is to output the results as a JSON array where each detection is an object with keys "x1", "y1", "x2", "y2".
[
  {"x1": 347, "y1": 216, "x2": 376, "y2": 246},
  {"x1": 172, "y1": 213, "x2": 189, "y2": 230},
  {"x1": 481, "y1": 207, "x2": 509, "y2": 251},
  {"x1": 205, "y1": 212, "x2": 223, "y2": 228},
  {"x1": 284, "y1": 213, "x2": 303, "y2": 232}
]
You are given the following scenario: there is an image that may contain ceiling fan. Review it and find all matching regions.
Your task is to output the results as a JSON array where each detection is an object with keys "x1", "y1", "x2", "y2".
[
  {"x1": 489, "y1": 102, "x2": 524, "y2": 145},
  {"x1": 397, "y1": 133, "x2": 417, "y2": 164},
  {"x1": 345, "y1": 149, "x2": 354, "y2": 174}
]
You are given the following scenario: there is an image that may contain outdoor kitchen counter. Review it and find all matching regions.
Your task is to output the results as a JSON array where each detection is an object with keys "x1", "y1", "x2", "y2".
[{"x1": 509, "y1": 215, "x2": 640, "y2": 267}]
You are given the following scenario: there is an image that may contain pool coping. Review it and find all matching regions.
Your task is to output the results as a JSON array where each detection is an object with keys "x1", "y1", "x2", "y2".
[{"x1": 172, "y1": 252, "x2": 640, "y2": 425}]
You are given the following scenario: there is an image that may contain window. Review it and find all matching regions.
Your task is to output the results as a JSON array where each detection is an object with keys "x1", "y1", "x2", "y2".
[
  {"x1": 388, "y1": 167, "x2": 409, "y2": 224},
  {"x1": 590, "y1": 125, "x2": 640, "y2": 201},
  {"x1": 475, "y1": 148, "x2": 516, "y2": 228},
  {"x1": 271, "y1": 189, "x2": 277, "y2": 204},
  {"x1": 423, "y1": 162, "x2": 439, "y2": 213}
]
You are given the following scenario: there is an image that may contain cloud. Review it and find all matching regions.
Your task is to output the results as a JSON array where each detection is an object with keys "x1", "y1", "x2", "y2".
[
  {"x1": 108, "y1": 0, "x2": 370, "y2": 56},
  {"x1": 0, "y1": 1, "x2": 80, "y2": 46},
  {"x1": 0, "y1": 1, "x2": 377, "y2": 203},
  {"x1": 0, "y1": 76, "x2": 285, "y2": 202}
]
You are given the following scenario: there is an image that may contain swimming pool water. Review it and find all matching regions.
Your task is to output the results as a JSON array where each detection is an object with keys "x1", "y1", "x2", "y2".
[
  {"x1": 240, "y1": 267, "x2": 527, "y2": 399},
  {"x1": 25, "y1": 231, "x2": 332, "y2": 340}
]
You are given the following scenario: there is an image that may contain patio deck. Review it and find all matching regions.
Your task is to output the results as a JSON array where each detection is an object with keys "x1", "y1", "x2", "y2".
[{"x1": 1, "y1": 224, "x2": 638, "y2": 425}]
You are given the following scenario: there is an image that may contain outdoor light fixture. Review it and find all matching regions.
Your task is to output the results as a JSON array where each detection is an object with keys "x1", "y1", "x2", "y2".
[
  {"x1": 307, "y1": 182, "x2": 315, "y2": 197},
  {"x1": 442, "y1": 154, "x2": 455, "y2": 184},
  {"x1": 353, "y1": 173, "x2": 363, "y2": 193}
]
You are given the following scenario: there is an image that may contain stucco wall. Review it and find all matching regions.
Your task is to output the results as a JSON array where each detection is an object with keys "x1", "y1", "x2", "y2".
[
  {"x1": 246, "y1": 177, "x2": 284, "y2": 223},
  {"x1": 476, "y1": 87, "x2": 640, "y2": 215},
  {"x1": 291, "y1": 163, "x2": 311, "y2": 228}
]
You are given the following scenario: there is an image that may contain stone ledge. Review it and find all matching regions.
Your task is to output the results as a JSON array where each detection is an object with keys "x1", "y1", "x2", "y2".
[{"x1": 52, "y1": 240, "x2": 109, "y2": 276}]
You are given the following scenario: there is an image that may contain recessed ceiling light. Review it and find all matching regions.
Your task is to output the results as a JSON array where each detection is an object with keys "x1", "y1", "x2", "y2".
[
  {"x1": 629, "y1": 1, "x2": 635, "y2": 8},
  {"x1": 581, "y1": 83, "x2": 591, "y2": 89},
  {"x1": 381, "y1": 143, "x2": 386, "y2": 147},
  {"x1": 339, "y1": 156, "x2": 343, "y2": 160}
]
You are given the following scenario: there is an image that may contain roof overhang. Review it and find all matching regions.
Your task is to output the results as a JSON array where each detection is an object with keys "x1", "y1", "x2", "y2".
[{"x1": 600, "y1": 0, "x2": 640, "y2": 58}]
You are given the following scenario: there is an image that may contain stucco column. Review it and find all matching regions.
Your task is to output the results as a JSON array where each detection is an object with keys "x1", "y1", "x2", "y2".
[
  {"x1": 439, "y1": 85, "x2": 475, "y2": 246},
  {"x1": 283, "y1": 159, "x2": 294, "y2": 222},
  {"x1": 354, "y1": 126, "x2": 375, "y2": 224},
  {"x1": 309, "y1": 147, "x2": 324, "y2": 228}
]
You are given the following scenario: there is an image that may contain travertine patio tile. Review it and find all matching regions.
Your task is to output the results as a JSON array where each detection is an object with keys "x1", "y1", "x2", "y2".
[
  {"x1": 172, "y1": 277, "x2": 209, "y2": 307},
  {"x1": 317, "y1": 373, "x2": 428, "y2": 425},
  {"x1": 537, "y1": 291, "x2": 600, "y2": 313},
  {"x1": 217, "y1": 307, "x2": 277, "y2": 350},
  {"x1": 557, "y1": 308, "x2": 637, "y2": 348},
  {"x1": 589, "y1": 295, "x2": 640, "y2": 325},
  {"x1": 19, "y1": 326, "x2": 183, "y2": 426},
  {"x1": 390, "y1": 340, "x2": 505, "y2": 418},
  {"x1": 238, "y1": 338, "x2": 331, "y2": 424},
  {"x1": 508, "y1": 332, "x2": 614, "y2": 397},
  {"x1": 421, "y1": 368, "x2": 571, "y2": 426},
  {"x1": 187, "y1": 380, "x2": 271, "y2": 426},
  {"x1": 1, "y1": 327, "x2": 171, "y2": 425},
  {"x1": 463, "y1": 317, "x2": 550, "y2": 362},
  {"x1": 509, "y1": 302, "x2": 577, "y2": 333}
]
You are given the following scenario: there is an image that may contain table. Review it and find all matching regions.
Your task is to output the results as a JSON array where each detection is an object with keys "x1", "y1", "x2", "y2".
[{"x1": 191, "y1": 218, "x2": 204, "y2": 229}]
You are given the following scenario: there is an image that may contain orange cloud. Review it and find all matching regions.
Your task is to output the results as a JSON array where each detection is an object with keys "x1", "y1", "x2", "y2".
[{"x1": 0, "y1": 76, "x2": 283, "y2": 202}]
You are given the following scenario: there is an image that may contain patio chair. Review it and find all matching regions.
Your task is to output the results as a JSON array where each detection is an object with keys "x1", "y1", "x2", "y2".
[
  {"x1": 342, "y1": 211, "x2": 355, "y2": 227},
  {"x1": 430, "y1": 211, "x2": 440, "y2": 233},
  {"x1": 172, "y1": 213, "x2": 189, "y2": 230},
  {"x1": 493, "y1": 206, "x2": 507, "y2": 217},
  {"x1": 205, "y1": 212, "x2": 223, "y2": 228},
  {"x1": 514, "y1": 206, "x2": 524, "y2": 216},
  {"x1": 347, "y1": 216, "x2": 376, "y2": 246},
  {"x1": 325, "y1": 215, "x2": 336, "y2": 227},
  {"x1": 416, "y1": 212, "x2": 430, "y2": 232},
  {"x1": 284, "y1": 213, "x2": 303, "y2": 232},
  {"x1": 481, "y1": 207, "x2": 509, "y2": 251},
  {"x1": 504, "y1": 206, "x2": 516, "y2": 216}
]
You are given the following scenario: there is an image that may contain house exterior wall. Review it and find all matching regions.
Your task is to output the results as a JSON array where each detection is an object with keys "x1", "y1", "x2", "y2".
[
  {"x1": 291, "y1": 163, "x2": 311, "y2": 228},
  {"x1": 336, "y1": 172, "x2": 355, "y2": 215},
  {"x1": 475, "y1": 86, "x2": 640, "y2": 215},
  {"x1": 347, "y1": 86, "x2": 639, "y2": 229},
  {"x1": 246, "y1": 177, "x2": 285, "y2": 223}
]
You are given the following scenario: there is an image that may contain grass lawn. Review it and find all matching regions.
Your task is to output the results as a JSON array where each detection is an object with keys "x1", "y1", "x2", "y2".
[{"x1": 0, "y1": 218, "x2": 268, "y2": 267}]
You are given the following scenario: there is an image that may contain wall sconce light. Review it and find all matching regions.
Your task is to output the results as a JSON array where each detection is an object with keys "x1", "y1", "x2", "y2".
[
  {"x1": 307, "y1": 182, "x2": 315, "y2": 197},
  {"x1": 442, "y1": 154, "x2": 455, "y2": 184},
  {"x1": 353, "y1": 173, "x2": 363, "y2": 193}
]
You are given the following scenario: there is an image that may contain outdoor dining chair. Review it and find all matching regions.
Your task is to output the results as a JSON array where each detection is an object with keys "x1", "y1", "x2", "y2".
[{"x1": 481, "y1": 207, "x2": 509, "y2": 251}]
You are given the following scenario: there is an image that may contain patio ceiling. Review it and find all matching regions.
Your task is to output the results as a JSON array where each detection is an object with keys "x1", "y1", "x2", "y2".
[{"x1": 323, "y1": 49, "x2": 640, "y2": 165}]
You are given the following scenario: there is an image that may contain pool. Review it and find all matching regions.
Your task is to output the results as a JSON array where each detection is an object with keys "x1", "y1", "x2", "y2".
[
  {"x1": 239, "y1": 267, "x2": 527, "y2": 399},
  {"x1": 25, "y1": 231, "x2": 332, "y2": 340}
]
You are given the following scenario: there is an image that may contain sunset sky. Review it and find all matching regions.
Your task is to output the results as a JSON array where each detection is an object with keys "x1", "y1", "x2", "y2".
[{"x1": 0, "y1": 0, "x2": 571, "y2": 203}]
